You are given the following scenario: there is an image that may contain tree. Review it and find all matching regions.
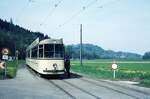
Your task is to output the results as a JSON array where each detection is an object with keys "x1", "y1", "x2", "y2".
[
  {"x1": 143, "y1": 52, "x2": 150, "y2": 59},
  {"x1": 0, "y1": 18, "x2": 45, "y2": 59}
]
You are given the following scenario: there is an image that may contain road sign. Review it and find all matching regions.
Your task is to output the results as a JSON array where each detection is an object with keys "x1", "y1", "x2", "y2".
[
  {"x1": 2, "y1": 48, "x2": 9, "y2": 55},
  {"x1": 0, "y1": 61, "x2": 5, "y2": 69},
  {"x1": 112, "y1": 63, "x2": 118, "y2": 70},
  {"x1": 2, "y1": 55, "x2": 8, "y2": 60},
  {"x1": 0, "y1": 61, "x2": 7, "y2": 79},
  {"x1": 112, "y1": 63, "x2": 118, "y2": 79}
]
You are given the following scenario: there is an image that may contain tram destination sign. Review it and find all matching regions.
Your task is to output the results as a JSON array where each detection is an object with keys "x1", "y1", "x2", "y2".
[{"x1": 27, "y1": 38, "x2": 39, "y2": 50}]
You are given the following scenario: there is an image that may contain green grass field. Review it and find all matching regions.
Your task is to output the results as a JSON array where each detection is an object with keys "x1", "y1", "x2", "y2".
[
  {"x1": 71, "y1": 59, "x2": 150, "y2": 87},
  {"x1": 0, "y1": 60, "x2": 25, "y2": 79},
  {"x1": 1, "y1": 59, "x2": 149, "y2": 87}
]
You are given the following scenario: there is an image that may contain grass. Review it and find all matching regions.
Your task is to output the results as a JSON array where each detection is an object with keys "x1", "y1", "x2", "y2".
[
  {"x1": 71, "y1": 59, "x2": 150, "y2": 87},
  {"x1": 0, "y1": 60, "x2": 25, "y2": 79}
]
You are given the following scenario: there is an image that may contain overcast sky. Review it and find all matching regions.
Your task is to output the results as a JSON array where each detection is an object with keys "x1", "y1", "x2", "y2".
[{"x1": 0, "y1": 0, "x2": 150, "y2": 55}]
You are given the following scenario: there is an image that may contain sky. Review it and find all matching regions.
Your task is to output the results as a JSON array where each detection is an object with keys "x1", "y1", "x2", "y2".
[{"x1": 0, "y1": 0, "x2": 150, "y2": 55}]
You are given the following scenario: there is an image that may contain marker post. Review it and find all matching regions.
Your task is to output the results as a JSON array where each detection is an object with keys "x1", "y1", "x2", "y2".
[
  {"x1": 112, "y1": 63, "x2": 118, "y2": 79},
  {"x1": 113, "y1": 69, "x2": 116, "y2": 79},
  {"x1": 4, "y1": 62, "x2": 6, "y2": 79}
]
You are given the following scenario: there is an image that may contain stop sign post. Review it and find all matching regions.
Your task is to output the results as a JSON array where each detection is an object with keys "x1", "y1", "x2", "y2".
[
  {"x1": 112, "y1": 63, "x2": 118, "y2": 79},
  {"x1": 1, "y1": 48, "x2": 9, "y2": 79}
]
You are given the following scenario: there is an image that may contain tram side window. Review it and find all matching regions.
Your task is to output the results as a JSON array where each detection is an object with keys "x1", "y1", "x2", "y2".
[
  {"x1": 55, "y1": 44, "x2": 64, "y2": 58},
  {"x1": 44, "y1": 44, "x2": 54, "y2": 58},
  {"x1": 39, "y1": 45, "x2": 43, "y2": 58},
  {"x1": 31, "y1": 47, "x2": 38, "y2": 58},
  {"x1": 28, "y1": 51, "x2": 30, "y2": 58},
  {"x1": 27, "y1": 50, "x2": 30, "y2": 58},
  {"x1": 26, "y1": 51, "x2": 28, "y2": 58}
]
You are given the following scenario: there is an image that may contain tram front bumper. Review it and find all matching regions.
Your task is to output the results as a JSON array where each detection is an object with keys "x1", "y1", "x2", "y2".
[{"x1": 43, "y1": 70, "x2": 65, "y2": 74}]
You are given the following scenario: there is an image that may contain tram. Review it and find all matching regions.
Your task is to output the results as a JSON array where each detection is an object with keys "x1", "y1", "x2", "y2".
[{"x1": 26, "y1": 38, "x2": 65, "y2": 75}]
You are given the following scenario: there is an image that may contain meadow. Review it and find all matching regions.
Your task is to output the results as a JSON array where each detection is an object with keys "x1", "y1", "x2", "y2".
[
  {"x1": 0, "y1": 60, "x2": 24, "y2": 79},
  {"x1": 71, "y1": 59, "x2": 150, "y2": 87},
  {"x1": 1, "y1": 59, "x2": 150, "y2": 87}
]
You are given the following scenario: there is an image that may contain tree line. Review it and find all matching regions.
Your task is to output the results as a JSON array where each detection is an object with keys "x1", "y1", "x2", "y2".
[
  {"x1": 0, "y1": 18, "x2": 46, "y2": 59},
  {"x1": 143, "y1": 52, "x2": 150, "y2": 59},
  {"x1": 0, "y1": 18, "x2": 149, "y2": 60},
  {"x1": 65, "y1": 44, "x2": 142, "y2": 59}
]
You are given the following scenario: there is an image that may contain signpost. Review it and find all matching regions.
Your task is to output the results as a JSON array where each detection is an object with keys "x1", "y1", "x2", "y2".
[
  {"x1": 0, "y1": 61, "x2": 5, "y2": 69},
  {"x1": 112, "y1": 62, "x2": 118, "y2": 79},
  {"x1": 16, "y1": 50, "x2": 19, "y2": 65},
  {"x1": 1, "y1": 48, "x2": 9, "y2": 79}
]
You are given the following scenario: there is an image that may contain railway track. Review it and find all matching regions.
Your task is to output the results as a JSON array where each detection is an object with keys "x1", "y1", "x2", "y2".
[
  {"x1": 79, "y1": 78, "x2": 139, "y2": 99},
  {"x1": 48, "y1": 80, "x2": 77, "y2": 99},
  {"x1": 27, "y1": 66, "x2": 150, "y2": 99},
  {"x1": 61, "y1": 80, "x2": 101, "y2": 99},
  {"x1": 47, "y1": 79, "x2": 102, "y2": 99}
]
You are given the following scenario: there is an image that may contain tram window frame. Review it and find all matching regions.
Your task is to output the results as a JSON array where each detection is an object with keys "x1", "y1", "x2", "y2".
[
  {"x1": 26, "y1": 51, "x2": 27, "y2": 58},
  {"x1": 39, "y1": 45, "x2": 43, "y2": 58},
  {"x1": 43, "y1": 44, "x2": 64, "y2": 59},
  {"x1": 55, "y1": 44, "x2": 64, "y2": 58},
  {"x1": 44, "y1": 44, "x2": 54, "y2": 58},
  {"x1": 27, "y1": 50, "x2": 30, "y2": 58},
  {"x1": 31, "y1": 46, "x2": 38, "y2": 58}
]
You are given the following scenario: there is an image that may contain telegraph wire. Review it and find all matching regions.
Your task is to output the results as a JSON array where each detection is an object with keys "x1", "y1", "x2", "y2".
[
  {"x1": 98, "y1": 0, "x2": 120, "y2": 8},
  {"x1": 57, "y1": 0, "x2": 121, "y2": 30},
  {"x1": 16, "y1": 0, "x2": 33, "y2": 23},
  {"x1": 38, "y1": 0, "x2": 64, "y2": 27},
  {"x1": 58, "y1": 0, "x2": 98, "y2": 28}
]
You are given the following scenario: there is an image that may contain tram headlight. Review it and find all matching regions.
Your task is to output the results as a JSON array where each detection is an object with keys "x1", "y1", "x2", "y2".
[{"x1": 53, "y1": 63, "x2": 57, "y2": 71}]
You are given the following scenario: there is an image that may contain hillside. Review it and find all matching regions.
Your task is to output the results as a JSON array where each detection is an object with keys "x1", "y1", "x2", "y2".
[
  {"x1": 0, "y1": 19, "x2": 46, "y2": 59},
  {"x1": 65, "y1": 44, "x2": 142, "y2": 59}
]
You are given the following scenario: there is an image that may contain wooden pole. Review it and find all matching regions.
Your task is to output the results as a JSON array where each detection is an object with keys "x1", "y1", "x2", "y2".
[{"x1": 80, "y1": 24, "x2": 83, "y2": 66}]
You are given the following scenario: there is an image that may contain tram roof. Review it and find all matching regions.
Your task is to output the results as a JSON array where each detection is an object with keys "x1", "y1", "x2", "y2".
[
  {"x1": 39, "y1": 38, "x2": 63, "y2": 45},
  {"x1": 26, "y1": 38, "x2": 63, "y2": 50}
]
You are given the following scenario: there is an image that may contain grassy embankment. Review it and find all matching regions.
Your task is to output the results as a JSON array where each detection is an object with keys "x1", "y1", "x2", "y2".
[
  {"x1": 71, "y1": 59, "x2": 150, "y2": 87},
  {"x1": 0, "y1": 60, "x2": 25, "y2": 79}
]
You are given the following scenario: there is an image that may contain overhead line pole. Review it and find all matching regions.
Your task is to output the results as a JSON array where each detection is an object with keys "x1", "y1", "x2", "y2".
[{"x1": 80, "y1": 24, "x2": 83, "y2": 66}]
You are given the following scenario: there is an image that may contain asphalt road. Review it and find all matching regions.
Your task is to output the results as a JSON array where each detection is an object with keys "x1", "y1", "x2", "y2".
[{"x1": 0, "y1": 64, "x2": 150, "y2": 99}]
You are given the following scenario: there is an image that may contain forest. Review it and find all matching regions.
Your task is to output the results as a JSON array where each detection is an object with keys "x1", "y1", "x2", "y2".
[{"x1": 0, "y1": 19, "x2": 46, "y2": 59}]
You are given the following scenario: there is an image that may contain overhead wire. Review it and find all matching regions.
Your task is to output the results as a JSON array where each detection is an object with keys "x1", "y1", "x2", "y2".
[
  {"x1": 56, "y1": 0, "x2": 121, "y2": 32},
  {"x1": 58, "y1": 0, "x2": 98, "y2": 28},
  {"x1": 34, "y1": 0, "x2": 120, "y2": 33},
  {"x1": 38, "y1": 0, "x2": 64, "y2": 27},
  {"x1": 98, "y1": 0, "x2": 120, "y2": 8},
  {"x1": 16, "y1": 0, "x2": 33, "y2": 23}
]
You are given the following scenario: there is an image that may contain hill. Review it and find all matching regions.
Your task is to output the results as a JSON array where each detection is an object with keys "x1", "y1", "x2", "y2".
[
  {"x1": 0, "y1": 19, "x2": 46, "y2": 59},
  {"x1": 66, "y1": 44, "x2": 142, "y2": 59}
]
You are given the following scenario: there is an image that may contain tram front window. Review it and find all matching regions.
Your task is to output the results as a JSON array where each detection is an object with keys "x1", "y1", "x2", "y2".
[
  {"x1": 44, "y1": 44, "x2": 64, "y2": 58},
  {"x1": 55, "y1": 44, "x2": 64, "y2": 58},
  {"x1": 44, "y1": 44, "x2": 54, "y2": 58}
]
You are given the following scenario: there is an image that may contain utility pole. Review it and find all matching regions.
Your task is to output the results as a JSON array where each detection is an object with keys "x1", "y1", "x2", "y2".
[{"x1": 80, "y1": 24, "x2": 83, "y2": 66}]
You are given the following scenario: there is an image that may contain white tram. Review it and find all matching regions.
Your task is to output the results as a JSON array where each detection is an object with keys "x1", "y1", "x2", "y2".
[{"x1": 26, "y1": 38, "x2": 65, "y2": 75}]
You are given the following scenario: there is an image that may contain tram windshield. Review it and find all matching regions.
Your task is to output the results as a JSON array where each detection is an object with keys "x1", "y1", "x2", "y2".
[{"x1": 44, "y1": 44, "x2": 64, "y2": 58}]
